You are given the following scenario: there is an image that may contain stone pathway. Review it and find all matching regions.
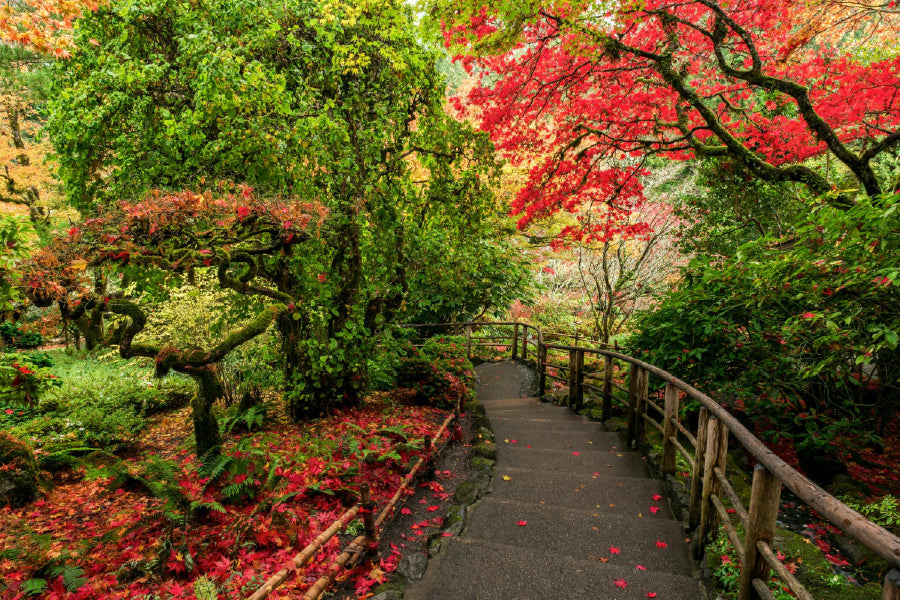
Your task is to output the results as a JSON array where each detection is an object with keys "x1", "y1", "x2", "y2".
[{"x1": 407, "y1": 361, "x2": 702, "y2": 600}]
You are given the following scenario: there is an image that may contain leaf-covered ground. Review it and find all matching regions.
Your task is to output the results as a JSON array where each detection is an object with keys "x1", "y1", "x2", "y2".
[{"x1": 0, "y1": 396, "x2": 453, "y2": 599}]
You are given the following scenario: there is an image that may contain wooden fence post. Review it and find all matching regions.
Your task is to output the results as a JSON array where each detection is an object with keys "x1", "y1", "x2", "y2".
[
  {"x1": 512, "y1": 324, "x2": 519, "y2": 360},
  {"x1": 662, "y1": 383, "x2": 680, "y2": 476},
  {"x1": 360, "y1": 483, "x2": 377, "y2": 543},
  {"x1": 693, "y1": 416, "x2": 730, "y2": 559},
  {"x1": 602, "y1": 355, "x2": 613, "y2": 422},
  {"x1": 689, "y1": 407, "x2": 710, "y2": 529},
  {"x1": 884, "y1": 570, "x2": 900, "y2": 600},
  {"x1": 521, "y1": 326, "x2": 528, "y2": 361},
  {"x1": 739, "y1": 465, "x2": 782, "y2": 600},
  {"x1": 627, "y1": 364, "x2": 641, "y2": 448},
  {"x1": 635, "y1": 368, "x2": 649, "y2": 447},
  {"x1": 465, "y1": 324, "x2": 472, "y2": 359},
  {"x1": 538, "y1": 342, "x2": 547, "y2": 397},
  {"x1": 568, "y1": 349, "x2": 577, "y2": 409},
  {"x1": 574, "y1": 350, "x2": 585, "y2": 411}
]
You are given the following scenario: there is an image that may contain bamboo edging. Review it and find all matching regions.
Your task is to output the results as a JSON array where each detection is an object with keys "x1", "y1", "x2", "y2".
[
  {"x1": 301, "y1": 412, "x2": 457, "y2": 600},
  {"x1": 247, "y1": 412, "x2": 457, "y2": 600}
]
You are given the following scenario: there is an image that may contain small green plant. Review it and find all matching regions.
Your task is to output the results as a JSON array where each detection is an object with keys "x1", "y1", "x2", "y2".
[{"x1": 843, "y1": 495, "x2": 899, "y2": 530}]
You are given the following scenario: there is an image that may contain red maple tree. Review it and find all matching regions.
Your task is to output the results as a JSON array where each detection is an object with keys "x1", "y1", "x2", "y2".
[{"x1": 433, "y1": 0, "x2": 900, "y2": 242}]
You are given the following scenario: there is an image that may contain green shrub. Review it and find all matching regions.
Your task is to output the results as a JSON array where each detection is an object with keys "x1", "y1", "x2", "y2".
[
  {"x1": 0, "y1": 322, "x2": 44, "y2": 349},
  {"x1": 0, "y1": 431, "x2": 40, "y2": 507},
  {"x1": 630, "y1": 193, "x2": 900, "y2": 449},
  {"x1": 397, "y1": 336, "x2": 475, "y2": 408},
  {"x1": 9, "y1": 351, "x2": 193, "y2": 452}
]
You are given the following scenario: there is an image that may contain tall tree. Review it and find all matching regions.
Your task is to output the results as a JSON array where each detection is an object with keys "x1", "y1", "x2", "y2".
[
  {"x1": 47, "y1": 0, "x2": 502, "y2": 418},
  {"x1": 426, "y1": 0, "x2": 900, "y2": 242}
]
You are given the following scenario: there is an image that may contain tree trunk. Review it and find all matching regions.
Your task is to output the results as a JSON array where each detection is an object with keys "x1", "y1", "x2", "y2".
[
  {"x1": 188, "y1": 368, "x2": 223, "y2": 457},
  {"x1": 7, "y1": 108, "x2": 29, "y2": 166}
]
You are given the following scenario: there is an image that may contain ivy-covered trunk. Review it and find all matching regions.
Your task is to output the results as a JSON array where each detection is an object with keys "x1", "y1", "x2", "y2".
[{"x1": 187, "y1": 368, "x2": 223, "y2": 458}]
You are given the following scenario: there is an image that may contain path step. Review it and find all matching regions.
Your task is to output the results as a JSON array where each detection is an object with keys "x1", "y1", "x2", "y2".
[
  {"x1": 491, "y1": 469, "x2": 673, "y2": 517},
  {"x1": 410, "y1": 537, "x2": 702, "y2": 600},
  {"x1": 489, "y1": 426, "x2": 623, "y2": 451},
  {"x1": 407, "y1": 361, "x2": 701, "y2": 599},
  {"x1": 462, "y1": 498, "x2": 693, "y2": 575},
  {"x1": 494, "y1": 446, "x2": 650, "y2": 478}
]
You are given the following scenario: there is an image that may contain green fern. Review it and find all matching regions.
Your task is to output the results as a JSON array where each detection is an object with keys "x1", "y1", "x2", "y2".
[{"x1": 20, "y1": 578, "x2": 47, "y2": 597}]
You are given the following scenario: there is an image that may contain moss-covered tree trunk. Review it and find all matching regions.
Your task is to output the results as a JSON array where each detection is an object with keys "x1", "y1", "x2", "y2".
[{"x1": 188, "y1": 367, "x2": 223, "y2": 457}]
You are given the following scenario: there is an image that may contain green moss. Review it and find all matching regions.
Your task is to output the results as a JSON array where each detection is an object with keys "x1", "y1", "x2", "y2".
[
  {"x1": 774, "y1": 530, "x2": 881, "y2": 600},
  {"x1": 0, "y1": 432, "x2": 40, "y2": 507}
]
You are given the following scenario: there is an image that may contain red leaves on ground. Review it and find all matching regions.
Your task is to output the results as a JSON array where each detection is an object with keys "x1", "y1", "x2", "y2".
[
  {"x1": 652, "y1": 494, "x2": 662, "y2": 501},
  {"x1": 516, "y1": 520, "x2": 528, "y2": 526},
  {"x1": 655, "y1": 540, "x2": 668, "y2": 549},
  {"x1": 610, "y1": 546, "x2": 620, "y2": 554},
  {"x1": 614, "y1": 579, "x2": 628, "y2": 588},
  {"x1": 0, "y1": 402, "x2": 453, "y2": 597},
  {"x1": 649, "y1": 506, "x2": 660, "y2": 514},
  {"x1": 571, "y1": 451, "x2": 580, "y2": 456}
]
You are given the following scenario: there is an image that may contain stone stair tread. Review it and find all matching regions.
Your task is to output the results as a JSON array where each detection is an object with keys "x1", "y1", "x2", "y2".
[
  {"x1": 491, "y1": 468, "x2": 673, "y2": 517},
  {"x1": 461, "y1": 497, "x2": 693, "y2": 575},
  {"x1": 406, "y1": 361, "x2": 700, "y2": 600},
  {"x1": 487, "y1": 426, "x2": 623, "y2": 450},
  {"x1": 495, "y1": 446, "x2": 650, "y2": 478},
  {"x1": 411, "y1": 537, "x2": 702, "y2": 600}
]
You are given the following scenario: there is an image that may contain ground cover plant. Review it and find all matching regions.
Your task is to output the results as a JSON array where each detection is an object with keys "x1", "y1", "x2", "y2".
[
  {"x1": 2, "y1": 350, "x2": 193, "y2": 455},
  {"x1": 0, "y1": 397, "x2": 456, "y2": 598}
]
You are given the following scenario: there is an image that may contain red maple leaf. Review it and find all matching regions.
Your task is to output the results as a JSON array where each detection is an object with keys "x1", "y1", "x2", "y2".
[
  {"x1": 614, "y1": 579, "x2": 627, "y2": 588},
  {"x1": 646, "y1": 593, "x2": 658, "y2": 598},
  {"x1": 516, "y1": 520, "x2": 527, "y2": 526},
  {"x1": 652, "y1": 494, "x2": 662, "y2": 501},
  {"x1": 655, "y1": 540, "x2": 668, "y2": 549},
  {"x1": 649, "y1": 506, "x2": 660, "y2": 514},
  {"x1": 426, "y1": 506, "x2": 440, "y2": 512},
  {"x1": 401, "y1": 507, "x2": 412, "y2": 515},
  {"x1": 636, "y1": 564, "x2": 647, "y2": 570},
  {"x1": 610, "y1": 546, "x2": 621, "y2": 554}
]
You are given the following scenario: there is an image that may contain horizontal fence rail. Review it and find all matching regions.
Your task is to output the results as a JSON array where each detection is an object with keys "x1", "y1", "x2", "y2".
[{"x1": 402, "y1": 321, "x2": 900, "y2": 600}]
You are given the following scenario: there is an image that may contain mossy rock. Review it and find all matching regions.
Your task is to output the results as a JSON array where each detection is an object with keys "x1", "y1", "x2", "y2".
[
  {"x1": 0, "y1": 432, "x2": 40, "y2": 508},
  {"x1": 773, "y1": 530, "x2": 881, "y2": 600},
  {"x1": 463, "y1": 401, "x2": 485, "y2": 416},
  {"x1": 473, "y1": 442, "x2": 497, "y2": 461},
  {"x1": 454, "y1": 481, "x2": 478, "y2": 506},
  {"x1": 471, "y1": 456, "x2": 494, "y2": 472}
]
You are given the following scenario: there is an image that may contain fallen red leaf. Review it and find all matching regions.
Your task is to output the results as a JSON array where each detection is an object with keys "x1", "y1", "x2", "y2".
[
  {"x1": 400, "y1": 507, "x2": 412, "y2": 515},
  {"x1": 646, "y1": 593, "x2": 657, "y2": 598},
  {"x1": 649, "y1": 506, "x2": 660, "y2": 514},
  {"x1": 610, "y1": 546, "x2": 620, "y2": 554},
  {"x1": 572, "y1": 451, "x2": 580, "y2": 456},
  {"x1": 614, "y1": 579, "x2": 627, "y2": 588},
  {"x1": 516, "y1": 520, "x2": 527, "y2": 526},
  {"x1": 426, "y1": 506, "x2": 440, "y2": 512},
  {"x1": 652, "y1": 494, "x2": 662, "y2": 501},
  {"x1": 655, "y1": 540, "x2": 668, "y2": 549}
]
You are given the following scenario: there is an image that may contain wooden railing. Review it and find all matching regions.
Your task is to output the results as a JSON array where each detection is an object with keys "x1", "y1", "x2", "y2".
[{"x1": 404, "y1": 321, "x2": 900, "y2": 600}]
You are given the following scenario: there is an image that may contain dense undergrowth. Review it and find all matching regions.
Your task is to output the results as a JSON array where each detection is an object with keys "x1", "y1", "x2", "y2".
[{"x1": 0, "y1": 337, "x2": 475, "y2": 599}]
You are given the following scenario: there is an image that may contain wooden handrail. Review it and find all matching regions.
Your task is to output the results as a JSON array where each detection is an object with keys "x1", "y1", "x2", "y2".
[{"x1": 403, "y1": 320, "x2": 900, "y2": 599}]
